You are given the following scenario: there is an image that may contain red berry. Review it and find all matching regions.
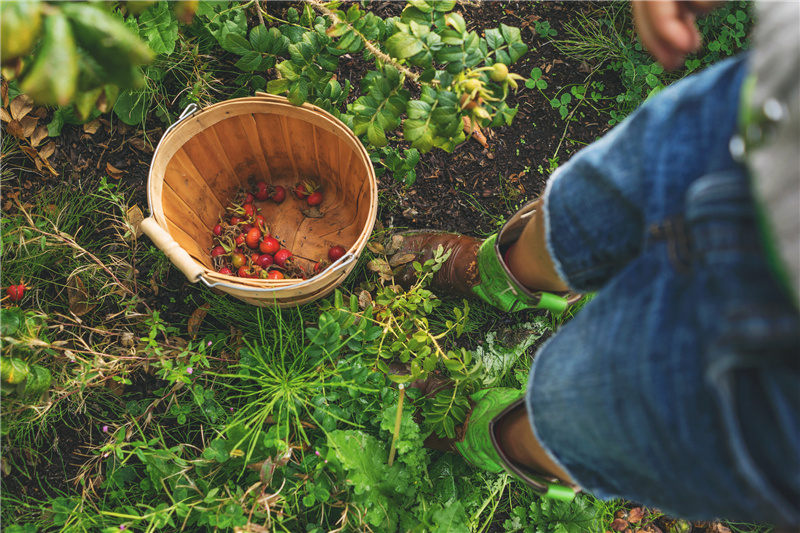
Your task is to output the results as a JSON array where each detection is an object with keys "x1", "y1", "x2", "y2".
[
  {"x1": 238, "y1": 266, "x2": 252, "y2": 278},
  {"x1": 294, "y1": 185, "x2": 308, "y2": 199},
  {"x1": 307, "y1": 191, "x2": 323, "y2": 206},
  {"x1": 259, "y1": 237, "x2": 280, "y2": 255},
  {"x1": 253, "y1": 215, "x2": 268, "y2": 233},
  {"x1": 6, "y1": 284, "x2": 25, "y2": 302},
  {"x1": 230, "y1": 216, "x2": 244, "y2": 226},
  {"x1": 328, "y1": 245, "x2": 346, "y2": 262},
  {"x1": 273, "y1": 249, "x2": 292, "y2": 267},
  {"x1": 243, "y1": 203, "x2": 256, "y2": 217},
  {"x1": 267, "y1": 270, "x2": 284, "y2": 280},
  {"x1": 256, "y1": 254, "x2": 274, "y2": 268},
  {"x1": 254, "y1": 181, "x2": 269, "y2": 201},
  {"x1": 245, "y1": 227, "x2": 262, "y2": 249},
  {"x1": 250, "y1": 253, "x2": 260, "y2": 263},
  {"x1": 211, "y1": 245, "x2": 226, "y2": 258},
  {"x1": 213, "y1": 224, "x2": 223, "y2": 236},
  {"x1": 231, "y1": 252, "x2": 247, "y2": 269},
  {"x1": 219, "y1": 267, "x2": 233, "y2": 276},
  {"x1": 270, "y1": 186, "x2": 286, "y2": 203},
  {"x1": 235, "y1": 234, "x2": 246, "y2": 247},
  {"x1": 244, "y1": 193, "x2": 255, "y2": 204}
]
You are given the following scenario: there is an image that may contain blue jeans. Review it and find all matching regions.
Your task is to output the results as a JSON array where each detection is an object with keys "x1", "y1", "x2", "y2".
[{"x1": 528, "y1": 55, "x2": 800, "y2": 524}]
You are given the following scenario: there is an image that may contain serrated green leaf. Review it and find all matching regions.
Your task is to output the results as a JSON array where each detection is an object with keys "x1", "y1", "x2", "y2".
[
  {"x1": 235, "y1": 50, "x2": 263, "y2": 71},
  {"x1": 385, "y1": 32, "x2": 424, "y2": 59},
  {"x1": 485, "y1": 28, "x2": 503, "y2": 50},
  {"x1": 266, "y1": 77, "x2": 291, "y2": 95},
  {"x1": 288, "y1": 78, "x2": 308, "y2": 105},
  {"x1": 367, "y1": 122, "x2": 387, "y2": 147}
]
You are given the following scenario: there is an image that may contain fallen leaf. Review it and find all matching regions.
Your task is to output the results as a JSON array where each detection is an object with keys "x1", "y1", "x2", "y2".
[
  {"x1": 7, "y1": 119, "x2": 24, "y2": 139},
  {"x1": 20, "y1": 145, "x2": 38, "y2": 160},
  {"x1": 358, "y1": 290, "x2": 373, "y2": 309},
  {"x1": 128, "y1": 137, "x2": 154, "y2": 153},
  {"x1": 187, "y1": 303, "x2": 211, "y2": 338},
  {"x1": 106, "y1": 162, "x2": 125, "y2": 179},
  {"x1": 462, "y1": 116, "x2": 489, "y2": 148},
  {"x1": 708, "y1": 524, "x2": 731, "y2": 533},
  {"x1": 38, "y1": 141, "x2": 55, "y2": 160},
  {"x1": 0, "y1": 107, "x2": 11, "y2": 123},
  {"x1": 628, "y1": 508, "x2": 644, "y2": 524},
  {"x1": 67, "y1": 274, "x2": 96, "y2": 317},
  {"x1": 1, "y1": 79, "x2": 7, "y2": 108},
  {"x1": 578, "y1": 60, "x2": 593, "y2": 74},
  {"x1": 105, "y1": 376, "x2": 124, "y2": 397},
  {"x1": 149, "y1": 277, "x2": 159, "y2": 296},
  {"x1": 20, "y1": 115, "x2": 38, "y2": 137},
  {"x1": 385, "y1": 235, "x2": 404, "y2": 255},
  {"x1": 83, "y1": 119, "x2": 101, "y2": 135},
  {"x1": 10, "y1": 94, "x2": 33, "y2": 121},
  {"x1": 388, "y1": 252, "x2": 416, "y2": 267},
  {"x1": 30, "y1": 125, "x2": 48, "y2": 148},
  {"x1": 611, "y1": 519, "x2": 629, "y2": 532},
  {"x1": 126, "y1": 205, "x2": 144, "y2": 239},
  {"x1": 300, "y1": 206, "x2": 323, "y2": 218},
  {"x1": 366, "y1": 241, "x2": 385, "y2": 254}
]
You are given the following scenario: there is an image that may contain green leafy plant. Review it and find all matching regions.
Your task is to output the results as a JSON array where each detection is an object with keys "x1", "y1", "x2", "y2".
[
  {"x1": 533, "y1": 20, "x2": 558, "y2": 39},
  {"x1": 503, "y1": 494, "x2": 599, "y2": 533},
  {"x1": 372, "y1": 145, "x2": 422, "y2": 186},
  {"x1": 0, "y1": 307, "x2": 52, "y2": 403}
]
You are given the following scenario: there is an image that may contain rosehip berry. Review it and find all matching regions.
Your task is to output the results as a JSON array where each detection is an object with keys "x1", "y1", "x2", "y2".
[
  {"x1": 6, "y1": 283, "x2": 25, "y2": 302},
  {"x1": 307, "y1": 191, "x2": 323, "y2": 206},
  {"x1": 273, "y1": 249, "x2": 292, "y2": 267},
  {"x1": 270, "y1": 186, "x2": 286, "y2": 203},
  {"x1": 259, "y1": 237, "x2": 280, "y2": 255},
  {"x1": 267, "y1": 270, "x2": 284, "y2": 280},
  {"x1": 328, "y1": 245, "x2": 346, "y2": 262}
]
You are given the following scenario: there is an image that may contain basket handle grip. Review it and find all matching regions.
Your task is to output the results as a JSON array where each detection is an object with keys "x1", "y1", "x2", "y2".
[{"x1": 140, "y1": 217, "x2": 205, "y2": 283}]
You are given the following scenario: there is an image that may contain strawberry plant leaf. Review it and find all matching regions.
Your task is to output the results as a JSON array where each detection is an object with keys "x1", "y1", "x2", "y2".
[
  {"x1": 431, "y1": 500, "x2": 470, "y2": 533},
  {"x1": 139, "y1": 1, "x2": 179, "y2": 55}
]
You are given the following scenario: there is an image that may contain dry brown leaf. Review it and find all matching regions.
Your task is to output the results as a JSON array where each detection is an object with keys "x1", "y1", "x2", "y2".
[
  {"x1": 67, "y1": 274, "x2": 96, "y2": 317},
  {"x1": 105, "y1": 376, "x2": 125, "y2": 397},
  {"x1": 1, "y1": 79, "x2": 8, "y2": 109},
  {"x1": 187, "y1": 303, "x2": 211, "y2": 338},
  {"x1": 367, "y1": 258, "x2": 391, "y2": 274},
  {"x1": 10, "y1": 94, "x2": 33, "y2": 121},
  {"x1": 611, "y1": 519, "x2": 629, "y2": 532},
  {"x1": 300, "y1": 206, "x2": 323, "y2": 218},
  {"x1": 628, "y1": 508, "x2": 644, "y2": 524},
  {"x1": 83, "y1": 119, "x2": 101, "y2": 135},
  {"x1": 20, "y1": 115, "x2": 38, "y2": 138},
  {"x1": 545, "y1": 63, "x2": 553, "y2": 74},
  {"x1": 462, "y1": 116, "x2": 488, "y2": 148},
  {"x1": 7, "y1": 119, "x2": 24, "y2": 140},
  {"x1": 106, "y1": 162, "x2": 124, "y2": 179},
  {"x1": 0, "y1": 107, "x2": 11, "y2": 123},
  {"x1": 38, "y1": 140, "x2": 55, "y2": 160},
  {"x1": 388, "y1": 252, "x2": 416, "y2": 268},
  {"x1": 358, "y1": 289, "x2": 373, "y2": 309},
  {"x1": 149, "y1": 276, "x2": 159, "y2": 296},
  {"x1": 30, "y1": 125, "x2": 48, "y2": 148},
  {"x1": 366, "y1": 241, "x2": 385, "y2": 254},
  {"x1": 20, "y1": 145, "x2": 38, "y2": 160},
  {"x1": 708, "y1": 524, "x2": 731, "y2": 533},
  {"x1": 126, "y1": 205, "x2": 144, "y2": 239},
  {"x1": 385, "y1": 235, "x2": 404, "y2": 255},
  {"x1": 128, "y1": 137, "x2": 154, "y2": 153}
]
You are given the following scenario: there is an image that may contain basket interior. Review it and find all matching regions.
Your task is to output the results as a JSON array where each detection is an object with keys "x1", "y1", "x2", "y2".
[{"x1": 152, "y1": 102, "x2": 374, "y2": 274}]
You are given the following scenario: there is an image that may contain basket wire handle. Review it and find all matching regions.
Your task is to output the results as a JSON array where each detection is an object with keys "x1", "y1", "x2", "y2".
[{"x1": 200, "y1": 252, "x2": 358, "y2": 293}]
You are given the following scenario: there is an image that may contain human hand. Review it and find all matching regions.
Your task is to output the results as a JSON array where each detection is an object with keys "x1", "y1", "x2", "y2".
[{"x1": 632, "y1": 1, "x2": 722, "y2": 70}]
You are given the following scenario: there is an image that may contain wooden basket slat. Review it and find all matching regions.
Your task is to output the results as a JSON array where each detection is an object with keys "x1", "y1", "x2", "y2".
[
  {"x1": 168, "y1": 149, "x2": 231, "y2": 218},
  {"x1": 165, "y1": 214, "x2": 213, "y2": 270},
  {"x1": 197, "y1": 126, "x2": 246, "y2": 191},
  {"x1": 254, "y1": 114, "x2": 296, "y2": 180},
  {"x1": 237, "y1": 114, "x2": 273, "y2": 182},
  {"x1": 162, "y1": 182, "x2": 214, "y2": 254},
  {"x1": 209, "y1": 116, "x2": 267, "y2": 187}
]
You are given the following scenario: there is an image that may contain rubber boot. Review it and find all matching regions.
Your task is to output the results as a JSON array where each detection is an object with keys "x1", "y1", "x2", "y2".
[
  {"x1": 391, "y1": 200, "x2": 580, "y2": 314},
  {"x1": 456, "y1": 388, "x2": 578, "y2": 500}
]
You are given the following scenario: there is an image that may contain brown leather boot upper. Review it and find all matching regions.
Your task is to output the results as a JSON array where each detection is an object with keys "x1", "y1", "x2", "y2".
[{"x1": 393, "y1": 231, "x2": 483, "y2": 298}]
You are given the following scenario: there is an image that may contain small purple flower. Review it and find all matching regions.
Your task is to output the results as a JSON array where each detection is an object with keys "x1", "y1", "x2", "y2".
[
  {"x1": 102, "y1": 425, "x2": 109, "y2": 433},
  {"x1": 187, "y1": 367, "x2": 193, "y2": 375},
  {"x1": 207, "y1": 340, "x2": 213, "y2": 347},
  {"x1": 120, "y1": 525, "x2": 126, "y2": 530},
  {"x1": 230, "y1": 407, "x2": 235, "y2": 412},
  {"x1": 315, "y1": 450, "x2": 321, "y2": 456}
]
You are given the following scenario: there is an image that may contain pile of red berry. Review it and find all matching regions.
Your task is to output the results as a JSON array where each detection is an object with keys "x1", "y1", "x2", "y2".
[{"x1": 209, "y1": 180, "x2": 345, "y2": 280}]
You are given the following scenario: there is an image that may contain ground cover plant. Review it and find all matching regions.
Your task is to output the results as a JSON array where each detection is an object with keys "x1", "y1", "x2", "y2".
[{"x1": 1, "y1": 1, "x2": 771, "y2": 532}]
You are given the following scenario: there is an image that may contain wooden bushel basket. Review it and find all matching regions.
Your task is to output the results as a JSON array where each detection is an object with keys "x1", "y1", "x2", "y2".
[{"x1": 140, "y1": 94, "x2": 377, "y2": 307}]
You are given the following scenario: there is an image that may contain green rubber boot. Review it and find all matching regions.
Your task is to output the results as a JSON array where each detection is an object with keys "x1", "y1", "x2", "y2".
[
  {"x1": 390, "y1": 200, "x2": 581, "y2": 314},
  {"x1": 455, "y1": 388, "x2": 577, "y2": 501}
]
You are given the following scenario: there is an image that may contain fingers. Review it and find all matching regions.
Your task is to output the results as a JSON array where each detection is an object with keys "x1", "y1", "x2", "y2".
[{"x1": 633, "y1": 0, "x2": 705, "y2": 70}]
